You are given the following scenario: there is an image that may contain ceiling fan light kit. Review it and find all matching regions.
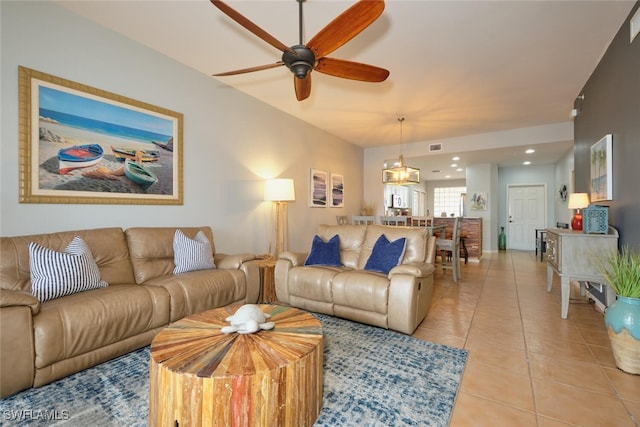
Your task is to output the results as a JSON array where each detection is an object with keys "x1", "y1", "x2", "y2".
[{"x1": 210, "y1": 0, "x2": 390, "y2": 101}]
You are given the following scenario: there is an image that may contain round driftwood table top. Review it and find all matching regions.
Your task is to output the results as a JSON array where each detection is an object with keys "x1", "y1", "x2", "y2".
[{"x1": 149, "y1": 304, "x2": 324, "y2": 427}]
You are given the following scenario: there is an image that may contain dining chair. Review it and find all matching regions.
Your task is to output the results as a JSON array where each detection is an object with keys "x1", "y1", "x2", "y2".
[
  {"x1": 436, "y1": 216, "x2": 462, "y2": 282},
  {"x1": 351, "y1": 215, "x2": 376, "y2": 225},
  {"x1": 409, "y1": 216, "x2": 427, "y2": 227},
  {"x1": 336, "y1": 215, "x2": 350, "y2": 225},
  {"x1": 426, "y1": 215, "x2": 434, "y2": 226},
  {"x1": 379, "y1": 216, "x2": 407, "y2": 226}
]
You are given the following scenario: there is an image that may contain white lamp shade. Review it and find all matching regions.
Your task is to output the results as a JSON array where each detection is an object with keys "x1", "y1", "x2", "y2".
[
  {"x1": 568, "y1": 193, "x2": 589, "y2": 209},
  {"x1": 264, "y1": 179, "x2": 295, "y2": 202}
]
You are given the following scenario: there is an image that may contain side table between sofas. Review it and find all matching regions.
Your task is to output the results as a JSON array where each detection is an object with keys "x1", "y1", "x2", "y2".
[{"x1": 257, "y1": 258, "x2": 278, "y2": 303}]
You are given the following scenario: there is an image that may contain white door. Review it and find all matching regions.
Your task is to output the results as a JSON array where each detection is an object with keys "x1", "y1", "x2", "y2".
[{"x1": 507, "y1": 185, "x2": 545, "y2": 250}]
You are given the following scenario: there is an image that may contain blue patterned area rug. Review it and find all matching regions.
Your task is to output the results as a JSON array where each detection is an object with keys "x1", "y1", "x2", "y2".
[{"x1": 1, "y1": 314, "x2": 467, "y2": 426}]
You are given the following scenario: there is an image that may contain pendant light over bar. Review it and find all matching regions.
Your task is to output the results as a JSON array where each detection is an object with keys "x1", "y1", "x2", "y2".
[{"x1": 382, "y1": 117, "x2": 420, "y2": 185}]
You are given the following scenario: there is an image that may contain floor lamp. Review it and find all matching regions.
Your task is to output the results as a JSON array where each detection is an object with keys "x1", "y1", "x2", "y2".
[{"x1": 264, "y1": 179, "x2": 295, "y2": 260}]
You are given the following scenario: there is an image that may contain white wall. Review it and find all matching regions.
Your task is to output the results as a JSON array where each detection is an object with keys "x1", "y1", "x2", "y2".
[
  {"x1": 0, "y1": 2, "x2": 362, "y2": 253},
  {"x1": 554, "y1": 148, "x2": 575, "y2": 227},
  {"x1": 466, "y1": 164, "x2": 498, "y2": 253}
]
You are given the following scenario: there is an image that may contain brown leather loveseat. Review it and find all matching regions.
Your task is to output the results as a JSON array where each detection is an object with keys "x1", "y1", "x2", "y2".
[
  {"x1": 0, "y1": 226, "x2": 259, "y2": 398},
  {"x1": 275, "y1": 224, "x2": 436, "y2": 335}
]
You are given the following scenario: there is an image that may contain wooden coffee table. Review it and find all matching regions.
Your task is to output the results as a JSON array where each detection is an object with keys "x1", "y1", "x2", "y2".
[{"x1": 149, "y1": 304, "x2": 323, "y2": 427}]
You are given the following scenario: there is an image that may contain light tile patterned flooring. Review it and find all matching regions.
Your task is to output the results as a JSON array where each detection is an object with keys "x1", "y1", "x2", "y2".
[{"x1": 413, "y1": 250, "x2": 639, "y2": 427}]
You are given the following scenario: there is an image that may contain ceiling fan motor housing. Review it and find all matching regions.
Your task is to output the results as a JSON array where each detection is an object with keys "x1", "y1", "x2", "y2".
[{"x1": 282, "y1": 45, "x2": 316, "y2": 79}]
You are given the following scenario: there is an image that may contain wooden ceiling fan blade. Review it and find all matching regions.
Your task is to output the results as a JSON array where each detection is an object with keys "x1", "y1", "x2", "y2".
[
  {"x1": 213, "y1": 62, "x2": 284, "y2": 77},
  {"x1": 294, "y1": 74, "x2": 311, "y2": 101},
  {"x1": 210, "y1": 0, "x2": 294, "y2": 54},
  {"x1": 306, "y1": 0, "x2": 384, "y2": 59},
  {"x1": 314, "y1": 57, "x2": 389, "y2": 82}
]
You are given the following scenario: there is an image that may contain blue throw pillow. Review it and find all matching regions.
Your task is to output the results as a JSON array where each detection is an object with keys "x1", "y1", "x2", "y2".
[
  {"x1": 304, "y1": 235, "x2": 342, "y2": 267},
  {"x1": 364, "y1": 234, "x2": 407, "y2": 275}
]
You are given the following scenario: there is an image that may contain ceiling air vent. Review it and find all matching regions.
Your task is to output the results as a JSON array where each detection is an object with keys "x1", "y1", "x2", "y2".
[{"x1": 429, "y1": 143, "x2": 442, "y2": 152}]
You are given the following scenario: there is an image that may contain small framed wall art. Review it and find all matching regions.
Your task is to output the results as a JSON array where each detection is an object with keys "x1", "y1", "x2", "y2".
[
  {"x1": 309, "y1": 168, "x2": 327, "y2": 207},
  {"x1": 330, "y1": 173, "x2": 344, "y2": 208},
  {"x1": 590, "y1": 134, "x2": 613, "y2": 202}
]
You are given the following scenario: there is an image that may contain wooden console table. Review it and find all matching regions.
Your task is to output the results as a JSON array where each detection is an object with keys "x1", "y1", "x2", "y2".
[
  {"x1": 149, "y1": 304, "x2": 323, "y2": 426},
  {"x1": 545, "y1": 227, "x2": 618, "y2": 319}
]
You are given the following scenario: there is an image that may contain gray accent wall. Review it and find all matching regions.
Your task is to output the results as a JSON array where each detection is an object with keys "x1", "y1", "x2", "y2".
[{"x1": 573, "y1": 1, "x2": 640, "y2": 248}]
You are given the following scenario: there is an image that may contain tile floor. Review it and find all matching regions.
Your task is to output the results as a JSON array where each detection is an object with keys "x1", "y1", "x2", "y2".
[{"x1": 413, "y1": 250, "x2": 639, "y2": 427}]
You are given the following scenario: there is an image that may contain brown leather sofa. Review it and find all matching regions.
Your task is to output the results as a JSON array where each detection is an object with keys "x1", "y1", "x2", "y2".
[
  {"x1": 275, "y1": 224, "x2": 436, "y2": 335},
  {"x1": 0, "y1": 226, "x2": 259, "y2": 398}
]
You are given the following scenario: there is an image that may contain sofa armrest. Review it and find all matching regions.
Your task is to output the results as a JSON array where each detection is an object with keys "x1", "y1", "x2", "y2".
[
  {"x1": 388, "y1": 262, "x2": 435, "y2": 279},
  {"x1": 0, "y1": 288, "x2": 40, "y2": 315},
  {"x1": 274, "y1": 252, "x2": 305, "y2": 303},
  {"x1": 214, "y1": 253, "x2": 260, "y2": 303},
  {"x1": 215, "y1": 253, "x2": 256, "y2": 270},
  {"x1": 278, "y1": 251, "x2": 307, "y2": 267},
  {"x1": 1, "y1": 304, "x2": 36, "y2": 397},
  {"x1": 388, "y1": 268, "x2": 434, "y2": 335}
]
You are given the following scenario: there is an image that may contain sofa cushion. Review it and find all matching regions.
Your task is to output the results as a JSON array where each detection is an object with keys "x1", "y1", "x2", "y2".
[
  {"x1": 358, "y1": 225, "x2": 427, "y2": 270},
  {"x1": 316, "y1": 224, "x2": 367, "y2": 269},
  {"x1": 304, "y1": 235, "x2": 342, "y2": 267},
  {"x1": 126, "y1": 227, "x2": 215, "y2": 284},
  {"x1": 28, "y1": 236, "x2": 108, "y2": 302},
  {"x1": 364, "y1": 235, "x2": 406, "y2": 275},
  {"x1": 173, "y1": 229, "x2": 216, "y2": 274},
  {"x1": 332, "y1": 270, "x2": 390, "y2": 314},
  {"x1": 33, "y1": 284, "x2": 169, "y2": 369},
  {"x1": 143, "y1": 269, "x2": 246, "y2": 322},
  {"x1": 1, "y1": 228, "x2": 134, "y2": 293},
  {"x1": 288, "y1": 266, "x2": 340, "y2": 303}
]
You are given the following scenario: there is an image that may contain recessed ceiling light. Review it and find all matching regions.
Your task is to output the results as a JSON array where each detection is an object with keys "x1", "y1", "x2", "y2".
[
  {"x1": 523, "y1": 161, "x2": 531, "y2": 165},
  {"x1": 445, "y1": 175, "x2": 451, "y2": 178},
  {"x1": 452, "y1": 156, "x2": 460, "y2": 161},
  {"x1": 456, "y1": 168, "x2": 463, "y2": 172},
  {"x1": 450, "y1": 163, "x2": 458, "y2": 167},
  {"x1": 525, "y1": 149, "x2": 535, "y2": 154}
]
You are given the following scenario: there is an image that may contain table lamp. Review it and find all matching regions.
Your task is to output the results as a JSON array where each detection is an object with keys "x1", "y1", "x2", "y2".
[
  {"x1": 264, "y1": 178, "x2": 295, "y2": 259},
  {"x1": 568, "y1": 193, "x2": 589, "y2": 231}
]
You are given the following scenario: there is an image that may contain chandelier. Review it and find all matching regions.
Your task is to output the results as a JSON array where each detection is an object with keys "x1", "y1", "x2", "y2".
[{"x1": 382, "y1": 117, "x2": 420, "y2": 185}]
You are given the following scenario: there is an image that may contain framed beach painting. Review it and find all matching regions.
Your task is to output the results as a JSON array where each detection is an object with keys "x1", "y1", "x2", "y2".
[
  {"x1": 18, "y1": 66, "x2": 183, "y2": 205},
  {"x1": 330, "y1": 173, "x2": 344, "y2": 208},
  {"x1": 590, "y1": 134, "x2": 613, "y2": 202},
  {"x1": 309, "y1": 169, "x2": 327, "y2": 207}
]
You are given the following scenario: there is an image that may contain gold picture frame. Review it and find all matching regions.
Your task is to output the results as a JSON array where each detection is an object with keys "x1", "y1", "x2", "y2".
[{"x1": 18, "y1": 66, "x2": 183, "y2": 205}]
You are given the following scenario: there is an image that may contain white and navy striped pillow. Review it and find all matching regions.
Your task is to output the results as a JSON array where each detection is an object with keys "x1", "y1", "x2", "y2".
[
  {"x1": 28, "y1": 236, "x2": 108, "y2": 302},
  {"x1": 173, "y1": 229, "x2": 216, "y2": 274}
]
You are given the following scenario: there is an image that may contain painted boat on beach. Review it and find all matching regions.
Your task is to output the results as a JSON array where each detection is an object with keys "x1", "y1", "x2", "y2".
[
  {"x1": 124, "y1": 159, "x2": 158, "y2": 190},
  {"x1": 58, "y1": 144, "x2": 104, "y2": 175},
  {"x1": 152, "y1": 139, "x2": 173, "y2": 152},
  {"x1": 111, "y1": 146, "x2": 160, "y2": 162}
]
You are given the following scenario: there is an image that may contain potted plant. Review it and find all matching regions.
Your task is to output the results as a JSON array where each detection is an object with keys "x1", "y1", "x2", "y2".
[{"x1": 599, "y1": 246, "x2": 640, "y2": 374}]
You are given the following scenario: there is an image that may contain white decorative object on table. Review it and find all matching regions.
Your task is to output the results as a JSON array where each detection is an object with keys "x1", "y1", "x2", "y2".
[{"x1": 221, "y1": 304, "x2": 275, "y2": 334}]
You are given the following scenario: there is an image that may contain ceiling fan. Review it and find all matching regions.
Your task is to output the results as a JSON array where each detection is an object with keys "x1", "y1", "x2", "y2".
[{"x1": 210, "y1": 0, "x2": 390, "y2": 101}]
